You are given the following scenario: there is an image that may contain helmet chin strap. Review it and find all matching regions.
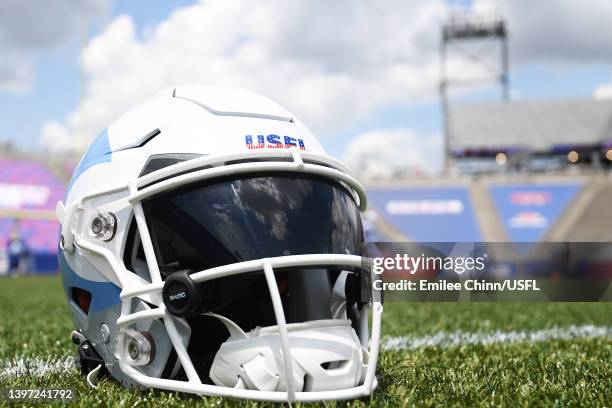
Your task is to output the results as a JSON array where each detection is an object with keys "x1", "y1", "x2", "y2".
[
  {"x1": 204, "y1": 313, "x2": 285, "y2": 391},
  {"x1": 330, "y1": 271, "x2": 350, "y2": 319},
  {"x1": 86, "y1": 364, "x2": 103, "y2": 389},
  {"x1": 203, "y1": 312, "x2": 248, "y2": 340},
  {"x1": 236, "y1": 353, "x2": 280, "y2": 391},
  {"x1": 199, "y1": 273, "x2": 364, "y2": 393}
]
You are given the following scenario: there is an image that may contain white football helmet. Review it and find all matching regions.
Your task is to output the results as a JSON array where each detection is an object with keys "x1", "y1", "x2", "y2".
[{"x1": 57, "y1": 85, "x2": 382, "y2": 402}]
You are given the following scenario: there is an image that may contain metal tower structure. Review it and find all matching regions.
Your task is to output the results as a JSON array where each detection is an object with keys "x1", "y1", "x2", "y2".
[{"x1": 440, "y1": 11, "x2": 509, "y2": 173}]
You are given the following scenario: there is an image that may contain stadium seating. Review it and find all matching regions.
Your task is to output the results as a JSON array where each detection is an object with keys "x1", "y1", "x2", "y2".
[{"x1": 449, "y1": 99, "x2": 612, "y2": 153}]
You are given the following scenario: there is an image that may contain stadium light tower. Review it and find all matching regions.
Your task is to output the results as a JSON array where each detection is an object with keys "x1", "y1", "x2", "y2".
[{"x1": 440, "y1": 10, "x2": 509, "y2": 173}]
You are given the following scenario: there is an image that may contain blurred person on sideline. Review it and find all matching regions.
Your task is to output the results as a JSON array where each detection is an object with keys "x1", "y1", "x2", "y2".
[{"x1": 7, "y1": 226, "x2": 29, "y2": 276}]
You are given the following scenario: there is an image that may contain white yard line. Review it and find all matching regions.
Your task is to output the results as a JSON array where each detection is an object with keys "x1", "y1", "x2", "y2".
[
  {"x1": 382, "y1": 324, "x2": 612, "y2": 350},
  {"x1": 0, "y1": 325, "x2": 610, "y2": 379},
  {"x1": 0, "y1": 355, "x2": 77, "y2": 380}
]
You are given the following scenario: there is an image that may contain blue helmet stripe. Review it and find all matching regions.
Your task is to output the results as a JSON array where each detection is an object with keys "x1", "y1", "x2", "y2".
[{"x1": 67, "y1": 129, "x2": 112, "y2": 193}]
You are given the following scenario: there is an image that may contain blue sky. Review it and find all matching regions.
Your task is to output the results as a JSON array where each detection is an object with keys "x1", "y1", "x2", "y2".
[
  {"x1": 0, "y1": 0, "x2": 198, "y2": 150},
  {"x1": 1, "y1": 0, "x2": 612, "y2": 175}
]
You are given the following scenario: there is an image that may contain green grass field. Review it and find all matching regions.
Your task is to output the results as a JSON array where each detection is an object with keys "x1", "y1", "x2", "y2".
[{"x1": 0, "y1": 276, "x2": 610, "y2": 407}]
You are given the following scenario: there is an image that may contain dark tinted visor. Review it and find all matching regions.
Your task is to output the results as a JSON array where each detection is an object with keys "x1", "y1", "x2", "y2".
[
  {"x1": 142, "y1": 173, "x2": 364, "y2": 274},
  {"x1": 142, "y1": 173, "x2": 366, "y2": 371}
]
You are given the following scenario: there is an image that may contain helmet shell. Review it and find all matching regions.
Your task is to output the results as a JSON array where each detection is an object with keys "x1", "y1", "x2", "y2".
[{"x1": 58, "y1": 85, "x2": 380, "y2": 400}]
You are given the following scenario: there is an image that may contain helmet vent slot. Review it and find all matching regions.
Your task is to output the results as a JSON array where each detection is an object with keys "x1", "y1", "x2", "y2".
[
  {"x1": 123, "y1": 219, "x2": 152, "y2": 283},
  {"x1": 71, "y1": 287, "x2": 92, "y2": 315},
  {"x1": 320, "y1": 360, "x2": 348, "y2": 370},
  {"x1": 138, "y1": 153, "x2": 204, "y2": 178},
  {"x1": 114, "y1": 128, "x2": 161, "y2": 152},
  {"x1": 303, "y1": 374, "x2": 313, "y2": 392}
]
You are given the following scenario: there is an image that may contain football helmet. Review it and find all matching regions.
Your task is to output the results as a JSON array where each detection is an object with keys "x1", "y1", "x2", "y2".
[{"x1": 57, "y1": 85, "x2": 382, "y2": 402}]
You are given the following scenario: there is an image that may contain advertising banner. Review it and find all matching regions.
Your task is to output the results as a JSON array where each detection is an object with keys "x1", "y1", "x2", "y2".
[
  {"x1": 368, "y1": 187, "x2": 482, "y2": 242},
  {"x1": 489, "y1": 184, "x2": 580, "y2": 242}
]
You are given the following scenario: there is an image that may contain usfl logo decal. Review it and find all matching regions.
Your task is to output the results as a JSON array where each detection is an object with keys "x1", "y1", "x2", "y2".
[{"x1": 245, "y1": 134, "x2": 306, "y2": 150}]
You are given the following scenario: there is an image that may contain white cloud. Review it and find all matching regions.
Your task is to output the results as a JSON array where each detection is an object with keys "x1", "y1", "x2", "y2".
[
  {"x1": 0, "y1": 0, "x2": 110, "y2": 92},
  {"x1": 343, "y1": 128, "x2": 443, "y2": 178},
  {"x1": 474, "y1": 0, "x2": 612, "y2": 64},
  {"x1": 594, "y1": 82, "x2": 612, "y2": 100},
  {"x1": 40, "y1": 121, "x2": 73, "y2": 154},
  {"x1": 41, "y1": 0, "x2": 448, "y2": 153},
  {"x1": 43, "y1": 0, "x2": 612, "y2": 160}
]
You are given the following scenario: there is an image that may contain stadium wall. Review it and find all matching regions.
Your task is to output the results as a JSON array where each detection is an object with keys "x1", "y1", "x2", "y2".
[
  {"x1": 365, "y1": 173, "x2": 605, "y2": 244},
  {"x1": 0, "y1": 156, "x2": 67, "y2": 274}
]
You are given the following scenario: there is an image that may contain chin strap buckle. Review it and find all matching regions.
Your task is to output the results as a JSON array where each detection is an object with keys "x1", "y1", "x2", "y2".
[
  {"x1": 240, "y1": 353, "x2": 280, "y2": 391},
  {"x1": 71, "y1": 331, "x2": 108, "y2": 388}
]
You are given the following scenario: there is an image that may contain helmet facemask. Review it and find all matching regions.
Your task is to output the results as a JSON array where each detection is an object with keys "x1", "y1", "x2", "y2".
[{"x1": 59, "y1": 150, "x2": 382, "y2": 402}]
